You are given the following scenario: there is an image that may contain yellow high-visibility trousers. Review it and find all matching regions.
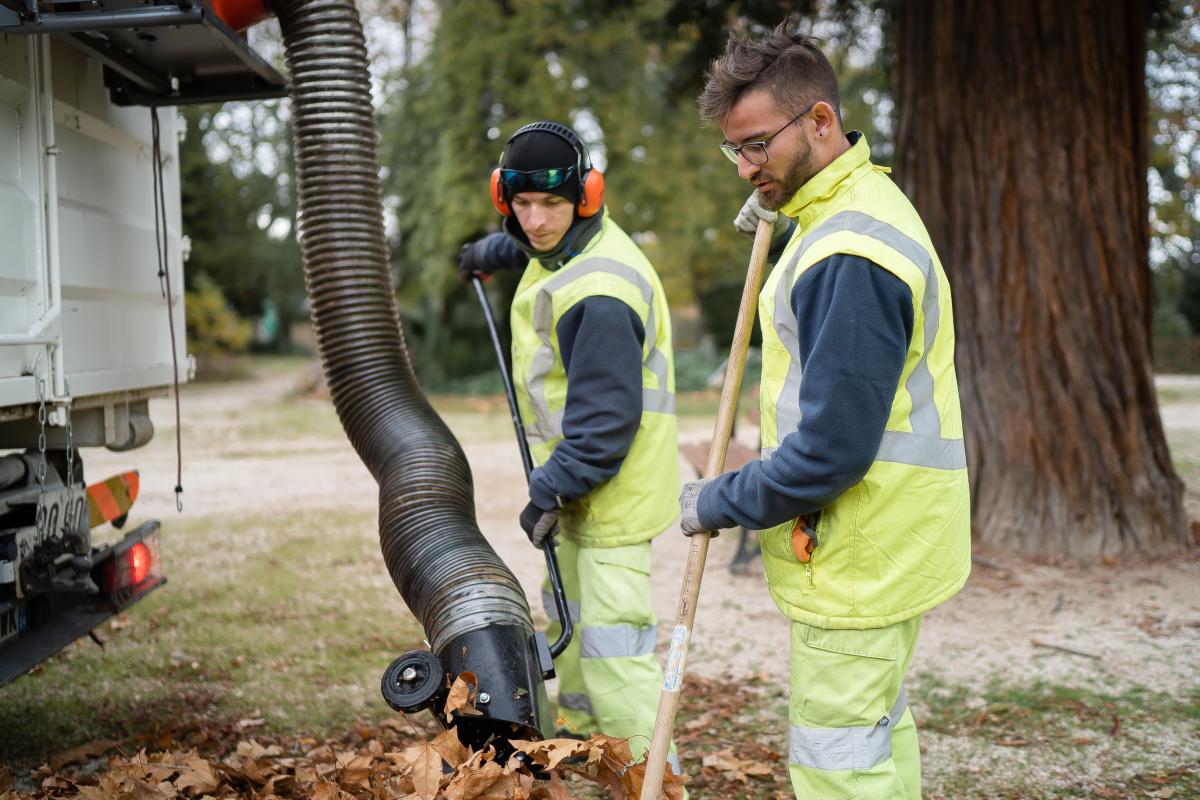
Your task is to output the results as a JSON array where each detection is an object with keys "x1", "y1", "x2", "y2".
[
  {"x1": 788, "y1": 616, "x2": 923, "y2": 799},
  {"x1": 542, "y1": 537, "x2": 680, "y2": 775}
]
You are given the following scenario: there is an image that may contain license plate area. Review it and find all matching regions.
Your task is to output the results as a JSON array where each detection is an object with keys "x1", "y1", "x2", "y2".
[{"x1": 0, "y1": 601, "x2": 26, "y2": 645}]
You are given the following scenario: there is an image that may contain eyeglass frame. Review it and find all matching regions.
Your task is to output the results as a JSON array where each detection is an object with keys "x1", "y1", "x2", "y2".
[{"x1": 719, "y1": 102, "x2": 817, "y2": 166}]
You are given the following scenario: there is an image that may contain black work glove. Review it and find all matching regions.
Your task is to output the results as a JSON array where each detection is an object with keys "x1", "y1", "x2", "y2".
[
  {"x1": 519, "y1": 500, "x2": 560, "y2": 549},
  {"x1": 456, "y1": 241, "x2": 487, "y2": 283}
]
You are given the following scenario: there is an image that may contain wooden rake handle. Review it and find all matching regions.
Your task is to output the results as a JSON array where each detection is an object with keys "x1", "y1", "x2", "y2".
[{"x1": 639, "y1": 217, "x2": 775, "y2": 800}]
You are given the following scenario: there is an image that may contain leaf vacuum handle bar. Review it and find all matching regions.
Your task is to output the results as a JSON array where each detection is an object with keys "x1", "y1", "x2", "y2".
[
  {"x1": 470, "y1": 275, "x2": 573, "y2": 658},
  {"x1": 638, "y1": 218, "x2": 775, "y2": 799}
]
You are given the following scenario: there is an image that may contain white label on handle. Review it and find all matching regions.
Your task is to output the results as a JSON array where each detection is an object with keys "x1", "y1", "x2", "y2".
[{"x1": 662, "y1": 624, "x2": 689, "y2": 692}]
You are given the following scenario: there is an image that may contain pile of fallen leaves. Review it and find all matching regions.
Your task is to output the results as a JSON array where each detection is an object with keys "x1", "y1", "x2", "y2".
[
  {"x1": 1, "y1": 674, "x2": 692, "y2": 800},
  {"x1": 0, "y1": 730, "x2": 681, "y2": 800}
]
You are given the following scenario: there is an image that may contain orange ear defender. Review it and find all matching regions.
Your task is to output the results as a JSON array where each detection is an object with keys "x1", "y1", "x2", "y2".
[
  {"x1": 490, "y1": 121, "x2": 605, "y2": 218},
  {"x1": 576, "y1": 168, "x2": 605, "y2": 218},
  {"x1": 489, "y1": 168, "x2": 511, "y2": 216}
]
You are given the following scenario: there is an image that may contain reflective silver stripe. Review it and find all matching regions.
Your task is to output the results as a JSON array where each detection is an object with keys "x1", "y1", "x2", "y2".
[
  {"x1": 526, "y1": 257, "x2": 674, "y2": 445},
  {"x1": 877, "y1": 431, "x2": 966, "y2": 471},
  {"x1": 771, "y1": 209, "x2": 963, "y2": 468},
  {"x1": 559, "y1": 692, "x2": 594, "y2": 715},
  {"x1": 579, "y1": 623, "x2": 657, "y2": 659},
  {"x1": 789, "y1": 686, "x2": 907, "y2": 772},
  {"x1": 541, "y1": 591, "x2": 581, "y2": 624},
  {"x1": 666, "y1": 753, "x2": 682, "y2": 775}
]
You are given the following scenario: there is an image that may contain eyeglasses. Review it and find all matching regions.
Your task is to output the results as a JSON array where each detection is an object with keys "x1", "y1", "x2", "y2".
[
  {"x1": 719, "y1": 103, "x2": 816, "y2": 166},
  {"x1": 500, "y1": 166, "x2": 577, "y2": 194}
]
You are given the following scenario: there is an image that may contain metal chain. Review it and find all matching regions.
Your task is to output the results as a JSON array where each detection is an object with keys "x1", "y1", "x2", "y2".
[{"x1": 34, "y1": 377, "x2": 48, "y2": 538}]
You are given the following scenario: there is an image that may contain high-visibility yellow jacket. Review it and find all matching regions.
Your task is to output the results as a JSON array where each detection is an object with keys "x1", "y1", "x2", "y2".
[
  {"x1": 510, "y1": 212, "x2": 679, "y2": 547},
  {"x1": 758, "y1": 135, "x2": 971, "y2": 628}
]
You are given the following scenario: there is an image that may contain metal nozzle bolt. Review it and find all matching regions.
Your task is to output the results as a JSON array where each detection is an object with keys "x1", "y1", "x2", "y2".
[{"x1": 401, "y1": 667, "x2": 418, "y2": 682}]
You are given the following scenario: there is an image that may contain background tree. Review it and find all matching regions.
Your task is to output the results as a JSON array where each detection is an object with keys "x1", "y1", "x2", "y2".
[
  {"x1": 180, "y1": 101, "x2": 304, "y2": 351},
  {"x1": 894, "y1": 0, "x2": 1187, "y2": 554}
]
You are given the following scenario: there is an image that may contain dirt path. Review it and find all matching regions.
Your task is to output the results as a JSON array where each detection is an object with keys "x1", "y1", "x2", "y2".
[{"x1": 85, "y1": 364, "x2": 1200, "y2": 703}]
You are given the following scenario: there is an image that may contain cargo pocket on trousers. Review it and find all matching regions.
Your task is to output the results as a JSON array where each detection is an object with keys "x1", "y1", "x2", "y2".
[
  {"x1": 585, "y1": 545, "x2": 653, "y2": 628},
  {"x1": 795, "y1": 624, "x2": 899, "y2": 728}
]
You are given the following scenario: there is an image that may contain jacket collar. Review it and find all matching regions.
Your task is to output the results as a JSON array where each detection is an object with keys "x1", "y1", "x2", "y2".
[
  {"x1": 504, "y1": 207, "x2": 605, "y2": 271},
  {"x1": 779, "y1": 132, "x2": 874, "y2": 229}
]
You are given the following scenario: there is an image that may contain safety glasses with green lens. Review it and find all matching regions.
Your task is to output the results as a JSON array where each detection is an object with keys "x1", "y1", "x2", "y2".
[{"x1": 500, "y1": 165, "x2": 577, "y2": 194}]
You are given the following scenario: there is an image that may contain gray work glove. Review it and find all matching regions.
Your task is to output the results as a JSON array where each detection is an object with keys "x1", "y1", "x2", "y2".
[
  {"x1": 679, "y1": 477, "x2": 718, "y2": 536},
  {"x1": 519, "y1": 500, "x2": 559, "y2": 549},
  {"x1": 733, "y1": 191, "x2": 787, "y2": 243}
]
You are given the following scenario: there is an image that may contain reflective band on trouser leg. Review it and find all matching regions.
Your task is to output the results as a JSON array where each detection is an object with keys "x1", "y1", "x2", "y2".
[
  {"x1": 542, "y1": 536, "x2": 598, "y2": 735},
  {"x1": 788, "y1": 617, "x2": 923, "y2": 799},
  {"x1": 575, "y1": 542, "x2": 680, "y2": 770}
]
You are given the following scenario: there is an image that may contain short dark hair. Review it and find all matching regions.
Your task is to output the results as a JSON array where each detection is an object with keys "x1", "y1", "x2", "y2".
[{"x1": 698, "y1": 21, "x2": 841, "y2": 125}]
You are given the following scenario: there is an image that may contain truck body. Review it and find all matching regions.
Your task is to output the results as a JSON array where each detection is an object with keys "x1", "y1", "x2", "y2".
[{"x1": 0, "y1": 2, "x2": 285, "y2": 685}]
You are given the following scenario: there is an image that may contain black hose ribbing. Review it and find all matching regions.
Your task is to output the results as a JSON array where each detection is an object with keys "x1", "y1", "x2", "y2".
[{"x1": 272, "y1": 0, "x2": 533, "y2": 655}]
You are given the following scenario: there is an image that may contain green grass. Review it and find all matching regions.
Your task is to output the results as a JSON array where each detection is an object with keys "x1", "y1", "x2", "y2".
[
  {"x1": 1165, "y1": 428, "x2": 1200, "y2": 476},
  {"x1": 915, "y1": 672, "x2": 1200, "y2": 798},
  {"x1": 0, "y1": 506, "x2": 426, "y2": 768}
]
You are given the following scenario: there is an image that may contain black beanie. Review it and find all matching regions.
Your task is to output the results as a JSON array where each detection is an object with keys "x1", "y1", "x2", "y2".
[{"x1": 502, "y1": 127, "x2": 581, "y2": 204}]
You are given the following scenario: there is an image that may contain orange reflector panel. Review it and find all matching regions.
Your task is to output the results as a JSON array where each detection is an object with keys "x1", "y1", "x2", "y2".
[{"x1": 87, "y1": 471, "x2": 139, "y2": 529}]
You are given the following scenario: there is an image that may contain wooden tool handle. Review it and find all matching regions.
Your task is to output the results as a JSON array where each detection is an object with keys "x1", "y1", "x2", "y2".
[{"x1": 638, "y1": 217, "x2": 775, "y2": 800}]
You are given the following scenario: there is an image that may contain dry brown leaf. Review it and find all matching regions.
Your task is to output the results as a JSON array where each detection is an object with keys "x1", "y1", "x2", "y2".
[
  {"x1": 509, "y1": 738, "x2": 591, "y2": 771},
  {"x1": 444, "y1": 673, "x2": 484, "y2": 723},
  {"x1": 339, "y1": 754, "x2": 375, "y2": 789},
  {"x1": 49, "y1": 739, "x2": 120, "y2": 770},
  {"x1": 442, "y1": 759, "x2": 511, "y2": 800},
  {"x1": 543, "y1": 771, "x2": 572, "y2": 800},
  {"x1": 312, "y1": 781, "x2": 353, "y2": 800},
  {"x1": 404, "y1": 742, "x2": 445, "y2": 800},
  {"x1": 173, "y1": 756, "x2": 221, "y2": 796},
  {"x1": 236, "y1": 739, "x2": 283, "y2": 760},
  {"x1": 430, "y1": 728, "x2": 469, "y2": 768}
]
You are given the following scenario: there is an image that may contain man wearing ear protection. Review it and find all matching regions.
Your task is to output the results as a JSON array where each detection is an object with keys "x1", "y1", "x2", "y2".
[{"x1": 457, "y1": 121, "x2": 682, "y2": 774}]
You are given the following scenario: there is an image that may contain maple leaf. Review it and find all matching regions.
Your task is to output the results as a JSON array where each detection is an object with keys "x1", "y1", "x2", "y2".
[
  {"x1": 508, "y1": 738, "x2": 591, "y2": 771},
  {"x1": 430, "y1": 728, "x2": 469, "y2": 768},
  {"x1": 444, "y1": 672, "x2": 484, "y2": 723},
  {"x1": 336, "y1": 753, "x2": 375, "y2": 788},
  {"x1": 404, "y1": 742, "x2": 445, "y2": 800},
  {"x1": 173, "y1": 756, "x2": 222, "y2": 795}
]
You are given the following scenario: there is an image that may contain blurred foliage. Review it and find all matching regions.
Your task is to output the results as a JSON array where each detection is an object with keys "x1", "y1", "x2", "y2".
[
  {"x1": 1147, "y1": 1, "x2": 1200, "y2": 335},
  {"x1": 179, "y1": 102, "x2": 305, "y2": 353},
  {"x1": 185, "y1": 273, "x2": 252, "y2": 359},
  {"x1": 177, "y1": 0, "x2": 1199, "y2": 379}
]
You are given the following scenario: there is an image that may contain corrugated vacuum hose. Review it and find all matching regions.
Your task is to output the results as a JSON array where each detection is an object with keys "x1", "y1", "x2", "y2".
[{"x1": 272, "y1": 0, "x2": 553, "y2": 745}]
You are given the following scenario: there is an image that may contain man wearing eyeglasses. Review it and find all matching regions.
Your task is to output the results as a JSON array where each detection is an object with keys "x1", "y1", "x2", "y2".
[
  {"x1": 677, "y1": 24, "x2": 971, "y2": 799},
  {"x1": 457, "y1": 121, "x2": 683, "y2": 778}
]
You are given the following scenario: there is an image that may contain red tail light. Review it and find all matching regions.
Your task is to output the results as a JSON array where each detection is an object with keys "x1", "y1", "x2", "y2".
[{"x1": 103, "y1": 535, "x2": 161, "y2": 597}]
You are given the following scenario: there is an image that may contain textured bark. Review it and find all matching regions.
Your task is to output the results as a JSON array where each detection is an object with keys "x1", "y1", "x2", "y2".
[{"x1": 894, "y1": 0, "x2": 1187, "y2": 555}]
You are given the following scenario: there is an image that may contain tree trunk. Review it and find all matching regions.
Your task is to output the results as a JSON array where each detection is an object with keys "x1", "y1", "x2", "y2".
[{"x1": 894, "y1": 0, "x2": 1187, "y2": 555}]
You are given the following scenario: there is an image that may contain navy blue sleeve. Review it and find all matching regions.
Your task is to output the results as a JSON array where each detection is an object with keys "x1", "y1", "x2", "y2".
[
  {"x1": 697, "y1": 254, "x2": 914, "y2": 531},
  {"x1": 527, "y1": 296, "x2": 646, "y2": 510},
  {"x1": 473, "y1": 231, "x2": 528, "y2": 272}
]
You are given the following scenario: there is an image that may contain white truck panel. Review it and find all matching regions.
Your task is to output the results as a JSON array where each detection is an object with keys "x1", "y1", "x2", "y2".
[{"x1": 0, "y1": 36, "x2": 186, "y2": 414}]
